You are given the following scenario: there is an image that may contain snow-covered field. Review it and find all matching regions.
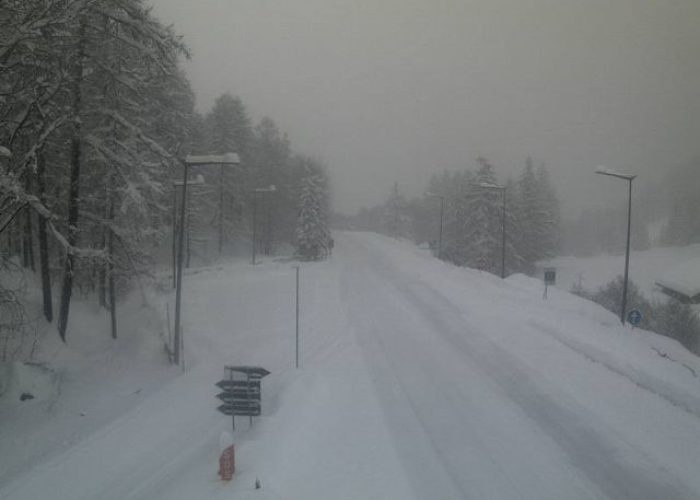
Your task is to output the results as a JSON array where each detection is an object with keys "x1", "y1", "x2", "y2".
[
  {"x1": 542, "y1": 243, "x2": 700, "y2": 300},
  {"x1": 2, "y1": 233, "x2": 700, "y2": 499}
]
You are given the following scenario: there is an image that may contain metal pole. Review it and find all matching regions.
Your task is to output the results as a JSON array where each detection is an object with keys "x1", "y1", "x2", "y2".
[
  {"x1": 621, "y1": 179, "x2": 633, "y2": 324},
  {"x1": 252, "y1": 192, "x2": 257, "y2": 265},
  {"x1": 218, "y1": 164, "x2": 224, "y2": 256},
  {"x1": 438, "y1": 197, "x2": 444, "y2": 260},
  {"x1": 186, "y1": 197, "x2": 191, "y2": 269},
  {"x1": 173, "y1": 162, "x2": 188, "y2": 366},
  {"x1": 295, "y1": 266, "x2": 300, "y2": 368},
  {"x1": 172, "y1": 188, "x2": 177, "y2": 289},
  {"x1": 501, "y1": 188, "x2": 506, "y2": 279}
]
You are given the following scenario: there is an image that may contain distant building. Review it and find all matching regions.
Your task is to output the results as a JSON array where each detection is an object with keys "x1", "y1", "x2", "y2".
[{"x1": 655, "y1": 257, "x2": 700, "y2": 304}]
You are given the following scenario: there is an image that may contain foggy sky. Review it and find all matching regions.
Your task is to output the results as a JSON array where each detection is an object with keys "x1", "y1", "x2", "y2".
[{"x1": 149, "y1": 0, "x2": 700, "y2": 215}]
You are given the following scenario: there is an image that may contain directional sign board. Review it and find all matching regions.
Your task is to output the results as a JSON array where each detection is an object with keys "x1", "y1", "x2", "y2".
[
  {"x1": 224, "y1": 366, "x2": 270, "y2": 378},
  {"x1": 627, "y1": 309, "x2": 642, "y2": 326},
  {"x1": 217, "y1": 403, "x2": 261, "y2": 417},
  {"x1": 217, "y1": 390, "x2": 260, "y2": 402},
  {"x1": 216, "y1": 380, "x2": 261, "y2": 391},
  {"x1": 216, "y1": 365, "x2": 269, "y2": 427}
]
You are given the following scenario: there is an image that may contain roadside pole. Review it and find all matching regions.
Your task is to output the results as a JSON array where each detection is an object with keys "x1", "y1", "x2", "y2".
[{"x1": 294, "y1": 266, "x2": 300, "y2": 368}]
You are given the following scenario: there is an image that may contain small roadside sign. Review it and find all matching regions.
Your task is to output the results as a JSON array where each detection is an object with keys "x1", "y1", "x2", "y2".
[
  {"x1": 627, "y1": 309, "x2": 642, "y2": 327},
  {"x1": 543, "y1": 267, "x2": 556, "y2": 299},
  {"x1": 544, "y1": 268, "x2": 556, "y2": 285}
]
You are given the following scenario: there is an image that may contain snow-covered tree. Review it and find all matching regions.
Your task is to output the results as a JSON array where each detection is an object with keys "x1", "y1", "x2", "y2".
[
  {"x1": 510, "y1": 158, "x2": 559, "y2": 273},
  {"x1": 382, "y1": 182, "x2": 412, "y2": 239},
  {"x1": 1, "y1": 0, "x2": 191, "y2": 341},
  {"x1": 295, "y1": 161, "x2": 331, "y2": 261},
  {"x1": 460, "y1": 157, "x2": 520, "y2": 275}
]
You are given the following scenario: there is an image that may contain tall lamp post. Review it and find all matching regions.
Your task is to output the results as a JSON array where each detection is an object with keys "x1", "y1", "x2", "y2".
[
  {"x1": 172, "y1": 175, "x2": 206, "y2": 289},
  {"x1": 478, "y1": 182, "x2": 507, "y2": 279},
  {"x1": 595, "y1": 167, "x2": 637, "y2": 325},
  {"x1": 252, "y1": 185, "x2": 276, "y2": 265},
  {"x1": 425, "y1": 192, "x2": 445, "y2": 260},
  {"x1": 173, "y1": 153, "x2": 240, "y2": 366}
]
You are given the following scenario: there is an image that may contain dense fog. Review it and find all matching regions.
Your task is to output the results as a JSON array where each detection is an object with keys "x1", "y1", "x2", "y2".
[{"x1": 151, "y1": 0, "x2": 700, "y2": 228}]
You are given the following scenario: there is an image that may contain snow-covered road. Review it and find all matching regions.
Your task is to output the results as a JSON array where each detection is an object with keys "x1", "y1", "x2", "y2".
[
  {"x1": 339, "y1": 233, "x2": 700, "y2": 499},
  {"x1": 3, "y1": 232, "x2": 700, "y2": 500}
]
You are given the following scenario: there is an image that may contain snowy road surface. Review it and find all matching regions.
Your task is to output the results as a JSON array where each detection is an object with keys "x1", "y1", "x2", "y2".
[
  {"x1": 3, "y1": 232, "x2": 700, "y2": 499},
  {"x1": 339, "y1": 234, "x2": 700, "y2": 499}
]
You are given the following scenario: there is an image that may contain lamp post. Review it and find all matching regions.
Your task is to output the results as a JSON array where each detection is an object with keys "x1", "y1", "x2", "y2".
[
  {"x1": 252, "y1": 185, "x2": 276, "y2": 265},
  {"x1": 425, "y1": 192, "x2": 445, "y2": 260},
  {"x1": 172, "y1": 175, "x2": 206, "y2": 289},
  {"x1": 478, "y1": 182, "x2": 507, "y2": 279},
  {"x1": 173, "y1": 153, "x2": 240, "y2": 366},
  {"x1": 595, "y1": 167, "x2": 637, "y2": 325}
]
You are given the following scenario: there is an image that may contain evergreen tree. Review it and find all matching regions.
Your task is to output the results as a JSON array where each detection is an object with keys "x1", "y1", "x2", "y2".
[
  {"x1": 382, "y1": 182, "x2": 411, "y2": 239},
  {"x1": 462, "y1": 157, "x2": 509, "y2": 274},
  {"x1": 442, "y1": 169, "x2": 473, "y2": 265},
  {"x1": 512, "y1": 158, "x2": 558, "y2": 273},
  {"x1": 205, "y1": 93, "x2": 252, "y2": 157},
  {"x1": 535, "y1": 163, "x2": 561, "y2": 259},
  {"x1": 295, "y1": 160, "x2": 331, "y2": 260},
  {"x1": 201, "y1": 93, "x2": 253, "y2": 254},
  {"x1": 250, "y1": 117, "x2": 292, "y2": 254}
]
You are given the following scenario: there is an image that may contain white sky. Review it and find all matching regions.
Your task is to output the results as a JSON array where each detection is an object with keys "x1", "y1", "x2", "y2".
[{"x1": 148, "y1": 0, "x2": 700, "y2": 215}]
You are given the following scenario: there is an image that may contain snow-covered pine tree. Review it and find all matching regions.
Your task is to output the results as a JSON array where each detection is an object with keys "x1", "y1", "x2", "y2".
[
  {"x1": 250, "y1": 117, "x2": 292, "y2": 254},
  {"x1": 204, "y1": 93, "x2": 253, "y2": 252},
  {"x1": 441, "y1": 169, "x2": 473, "y2": 265},
  {"x1": 462, "y1": 158, "x2": 509, "y2": 274},
  {"x1": 382, "y1": 182, "x2": 412, "y2": 239},
  {"x1": 535, "y1": 163, "x2": 561, "y2": 258},
  {"x1": 295, "y1": 161, "x2": 331, "y2": 261},
  {"x1": 513, "y1": 158, "x2": 551, "y2": 273}
]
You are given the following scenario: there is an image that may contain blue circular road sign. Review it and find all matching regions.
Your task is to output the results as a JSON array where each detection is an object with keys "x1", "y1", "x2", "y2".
[{"x1": 627, "y1": 309, "x2": 642, "y2": 326}]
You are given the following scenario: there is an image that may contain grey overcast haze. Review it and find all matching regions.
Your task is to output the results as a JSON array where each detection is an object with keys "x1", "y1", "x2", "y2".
[{"x1": 148, "y1": 0, "x2": 700, "y2": 215}]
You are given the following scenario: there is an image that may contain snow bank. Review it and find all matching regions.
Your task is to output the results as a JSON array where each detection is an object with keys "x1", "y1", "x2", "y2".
[{"x1": 0, "y1": 361, "x2": 57, "y2": 403}]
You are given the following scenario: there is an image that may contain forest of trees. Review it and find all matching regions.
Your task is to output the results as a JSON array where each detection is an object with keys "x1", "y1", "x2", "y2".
[
  {"x1": 659, "y1": 160, "x2": 700, "y2": 247},
  {"x1": 353, "y1": 157, "x2": 561, "y2": 277},
  {"x1": 0, "y1": 0, "x2": 330, "y2": 353}
]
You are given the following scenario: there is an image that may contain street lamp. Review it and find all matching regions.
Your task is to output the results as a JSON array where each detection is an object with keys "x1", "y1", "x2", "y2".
[
  {"x1": 172, "y1": 175, "x2": 206, "y2": 289},
  {"x1": 425, "y1": 192, "x2": 445, "y2": 260},
  {"x1": 595, "y1": 166, "x2": 637, "y2": 325},
  {"x1": 173, "y1": 153, "x2": 240, "y2": 366},
  {"x1": 478, "y1": 182, "x2": 507, "y2": 279},
  {"x1": 252, "y1": 185, "x2": 276, "y2": 265}
]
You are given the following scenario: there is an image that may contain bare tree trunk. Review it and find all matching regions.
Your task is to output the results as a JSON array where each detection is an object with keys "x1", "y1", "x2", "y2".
[
  {"x1": 36, "y1": 152, "x2": 53, "y2": 322},
  {"x1": 22, "y1": 207, "x2": 35, "y2": 271},
  {"x1": 98, "y1": 185, "x2": 107, "y2": 308},
  {"x1": 21, "y1": 167, "x2": 36, "y2": 271},
  {"x1": 57, "y1": 20, "x2": 86, "y2": 342},
  {"x1": 107, "y1": 181, "x2": 116, "y2": 339}
]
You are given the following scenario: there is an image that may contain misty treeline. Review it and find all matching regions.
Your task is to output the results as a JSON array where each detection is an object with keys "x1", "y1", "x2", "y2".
[
  {"x1": 348, "y1": 157, "x2": 560, "y2": 276},
  {"x1": 0, "y1": 0, "x2": 330, "y2": 351},
  {"x1": 562, "y1": 160, "x2": 700, "y2": 256}
]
